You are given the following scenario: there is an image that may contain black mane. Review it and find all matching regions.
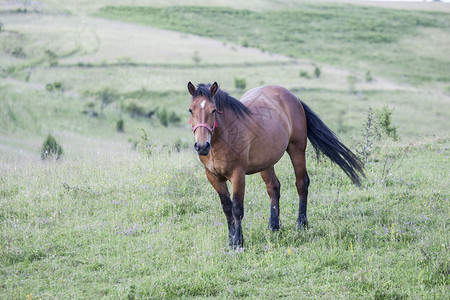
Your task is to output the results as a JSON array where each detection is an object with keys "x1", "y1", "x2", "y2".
[{"x1": 194, "y1": 83, "x2": 251, "y2": 118}]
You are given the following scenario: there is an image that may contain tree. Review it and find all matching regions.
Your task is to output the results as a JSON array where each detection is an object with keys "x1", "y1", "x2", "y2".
[{"x1": 99, "y1": 88, "x2": 116, "y2": 116}]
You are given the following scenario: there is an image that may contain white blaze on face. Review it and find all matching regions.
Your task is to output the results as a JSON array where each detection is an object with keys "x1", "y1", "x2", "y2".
[{"x1": 194, "y1": 98, "x2": 211, "y2": 144}]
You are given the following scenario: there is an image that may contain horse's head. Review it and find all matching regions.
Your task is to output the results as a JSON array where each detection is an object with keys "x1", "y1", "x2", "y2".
[{"x1": 187, "y1": 82, "x2": 220, "y2": 156}]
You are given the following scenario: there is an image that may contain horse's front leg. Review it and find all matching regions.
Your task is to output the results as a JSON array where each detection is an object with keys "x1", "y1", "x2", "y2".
[
  {"x1": 230, "y1": 171, "x2": 245, "y2": 249},
  {"x1": 205, "y1": 169, "x2": 235, "y2": 246}
]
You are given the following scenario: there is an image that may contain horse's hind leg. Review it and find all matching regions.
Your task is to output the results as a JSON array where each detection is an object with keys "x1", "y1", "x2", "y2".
[
  {"x1": 260, "y1": 166, "x2": 281, "y2": 231},
  {"x1": 287, "y1": 145, "x2": 310, "y2": 229}
]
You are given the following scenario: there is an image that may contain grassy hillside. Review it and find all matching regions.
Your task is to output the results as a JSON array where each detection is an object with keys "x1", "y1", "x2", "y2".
[
  {"x1": 1, "y1": 1, "x2": 449, "y2": 299},
  {"x1": 96, "y1": 4, "x2": 450, "y2": 87}
]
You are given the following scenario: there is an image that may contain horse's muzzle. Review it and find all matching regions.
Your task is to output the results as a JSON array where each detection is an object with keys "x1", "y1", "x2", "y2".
[{"x1": 194, "y1": 142, "x2": 211, "y2": 156}]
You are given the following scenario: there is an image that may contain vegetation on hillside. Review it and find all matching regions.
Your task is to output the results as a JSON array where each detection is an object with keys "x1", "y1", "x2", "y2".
[{"x1": 97, "y1": 5, "x2": 450, "y2": 85}]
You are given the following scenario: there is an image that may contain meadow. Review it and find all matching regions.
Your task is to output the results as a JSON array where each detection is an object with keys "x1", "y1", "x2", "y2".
[{"x1": 0, "y1": 0, "x2": 449, "y2": 298}]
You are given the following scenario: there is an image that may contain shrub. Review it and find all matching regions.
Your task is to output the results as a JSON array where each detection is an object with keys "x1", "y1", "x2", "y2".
[
  {"x1": 98, "y1": 88, "x2": 117, "y2": 116},
  {"x1": 123, "y1": 101, "x2": 146, "y2": 118},
  {"x1": 78, "y1": 62, "x2": 93, "y2": 68},
  {"x1": 138, "y1": 128, "x2": 152, "y2": 156},
  {"x1": 45, "y1": 83, "x2": 54, "y2": 92},
  {"x1": 46, "y1": 82, "x2": 63, "y2": 92},
  {"x1": 169, "y1": 112, "x2": 181, "y2": 124},
  {"x1": 234, "y1": 77, "x2": 247, "y2": 90},
  {"x1": 158, "y1": 108, "x2": 168, "y2": 127},
  {"x1": 354, "y1": 107, "x2": 381, "y2": 165},
  {"x1": 116, "y1": 119, "x2": 124, "y2": 132},
  {"x1": 53, "y1": 81, "x2": 62, "y2": 90},
  {"x1": 82, "y1": 102, "x2": 98, "y2": 117},
  {"x1": 299, "y1": 71, "x2": 310, "y2": 79},
  {"x1": 40, "y1": 134, "x2": 63, "y2": 161},
  {"x1": 45, "y1": 50, "x2": 58, "y2": 67},
  {"x1": 376, "y1": 104, "x2": 398, "y2": 141},
  {"x1": 314, "y1": 65, "x2": 321, "y2": 78},
  {"x1": 12, "y1": 47, "x2": 26, "y2": 58}
]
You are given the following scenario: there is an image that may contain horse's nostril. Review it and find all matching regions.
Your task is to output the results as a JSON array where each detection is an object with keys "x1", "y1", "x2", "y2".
[{"x1": 194, "y1": 142, "x2": 211, "y2": 155}]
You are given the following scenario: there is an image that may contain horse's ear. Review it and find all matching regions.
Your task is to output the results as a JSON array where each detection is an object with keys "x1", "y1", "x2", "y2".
[
  {"x1": 187, "y1": 82, "x2": 196, "y2": 96},
  {"x1": 210, "y1": 82, "x2": 218, "y2": 96}
]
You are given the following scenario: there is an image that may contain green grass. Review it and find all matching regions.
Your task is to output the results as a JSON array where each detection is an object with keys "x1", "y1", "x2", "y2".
[
  {"x1": 96, "y1": 4, "x2": 450, "y2": 86},
  {"x1": 1, "y1": 1, "x2": 449, "y2": 298},
  {"x1": 1, "y1": 138, "x2": 448, "y2": 298}
]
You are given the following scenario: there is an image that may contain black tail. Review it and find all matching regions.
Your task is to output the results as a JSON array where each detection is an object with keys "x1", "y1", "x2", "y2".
[{"x1": 301, "y1": 101, "x2": 364, "y2": 185}]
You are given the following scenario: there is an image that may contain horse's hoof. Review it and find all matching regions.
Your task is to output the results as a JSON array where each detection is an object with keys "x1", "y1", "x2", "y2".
[
  {"x1": 229, "y1": 235, "x2": 244, "y2": 249},
  {"x1": 268, "y1": 222, "x2": 280, "y2": 231},
  {"x1": 297, "y1": 220, "x2": 309, "y2": 230},
  {"x1": 229, "y1": 242, "x2": 244, "y2": 250}
]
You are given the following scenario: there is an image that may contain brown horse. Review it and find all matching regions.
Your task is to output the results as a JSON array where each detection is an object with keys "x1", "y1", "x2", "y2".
[{"x1": 187, "y1": 82, "x2": 364, "y2": 248}]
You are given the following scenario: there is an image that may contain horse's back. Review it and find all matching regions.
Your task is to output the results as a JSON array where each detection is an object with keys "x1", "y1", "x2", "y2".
[
  {"x1": 242, "y1": 85, "x2": 304, "y2": 115},
  {"x1": 241, "y1": 85, "x2": 307, "y2": 142},
  {"x1": 239, "y1": 85, "x2": 308, "y2": 172}
]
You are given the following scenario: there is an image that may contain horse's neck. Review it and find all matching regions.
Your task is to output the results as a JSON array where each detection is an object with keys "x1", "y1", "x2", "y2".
[{"x1": 212, "y1": 110, "x2": 250, "y2": 153}]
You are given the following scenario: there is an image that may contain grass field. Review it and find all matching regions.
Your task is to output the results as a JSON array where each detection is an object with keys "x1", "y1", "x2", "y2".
[{"x1": 1, "y1": 0, "x2": 449, "y2": 298}]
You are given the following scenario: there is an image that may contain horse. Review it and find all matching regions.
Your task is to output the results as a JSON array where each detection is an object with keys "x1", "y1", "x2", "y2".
[{"x1": 187, "y1": 82, "x2": 364, "y2": 248}]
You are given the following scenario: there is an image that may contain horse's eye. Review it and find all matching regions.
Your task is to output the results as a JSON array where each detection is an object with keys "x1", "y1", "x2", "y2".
[
  {"x1": 188, "y1": 109, "x2": 193, "y2": 114},
  {"x1": 212, "y1": 109, "x2": 216, "y2": 114}
]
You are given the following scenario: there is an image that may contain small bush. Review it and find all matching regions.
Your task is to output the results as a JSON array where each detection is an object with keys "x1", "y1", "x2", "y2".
[
  {"x1": 99, "y1": 88, "x2": 117, "y2": 116},
  {"x1": 168, "y1": 112, "x2": 181, "y2": 124},
  {"x1": 158, "y1": 108, "x2": 168, "y2": 127},
  {"x1": 78, "y1": 62, "x2": 93, "y2": 68},
  {"x1": 40, "y1": 134, "x2": 63, "y2": 161},
  {"x1": 376, "y1": 104, "x2": 398, "y2": 141},
  {"x1": 299, "y1": 71, "x2": 310, "y2": 79},
  {"x1": 240, "y1": 38, "x2": 249, "y2": 48},
  {"x1": 12, "y1": 47, "x2": 26, "y2": 58},
  {"x1": 123, "y1": 101, "x2": 146, "y2": 118},
  {"x1": 354, "y1": 107, "x2": 381, "y2": 165},
  {"x1": 314, "y1": 65, "x2": 321, "y2": 78},
  {"x1": 82, "y1": 102, "x2": 98, "y2": 117},
  {"x1": 138, "y1": 128, "x2": 152, "y2": 156},
  {"x1": 46, "y1": 82, "x2": 63, "y2": 92},
  {"x1": 53, "y1": 82, "x2": 62, "y2": 90},
  {"x1": 45, "y1": 49, "x2": 58, "y2": 67},
  {"x1": 234, "y1": 77, "x2": 247, "y2": 90},
  {"x1": 45, "y1": 83, "x2": 54, "y2": 92},
  {"x1": 116, "y1": 119, "x2": 124, "y2": 132}
]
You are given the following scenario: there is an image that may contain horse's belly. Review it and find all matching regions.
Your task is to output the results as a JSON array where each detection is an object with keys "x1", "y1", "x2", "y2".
[
  {"x1": 245, "y1": 128, "x2": 289, "y2": 174},
  {"x1": 245, "y1": 151, "x2": 285, "y2": 174}
]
